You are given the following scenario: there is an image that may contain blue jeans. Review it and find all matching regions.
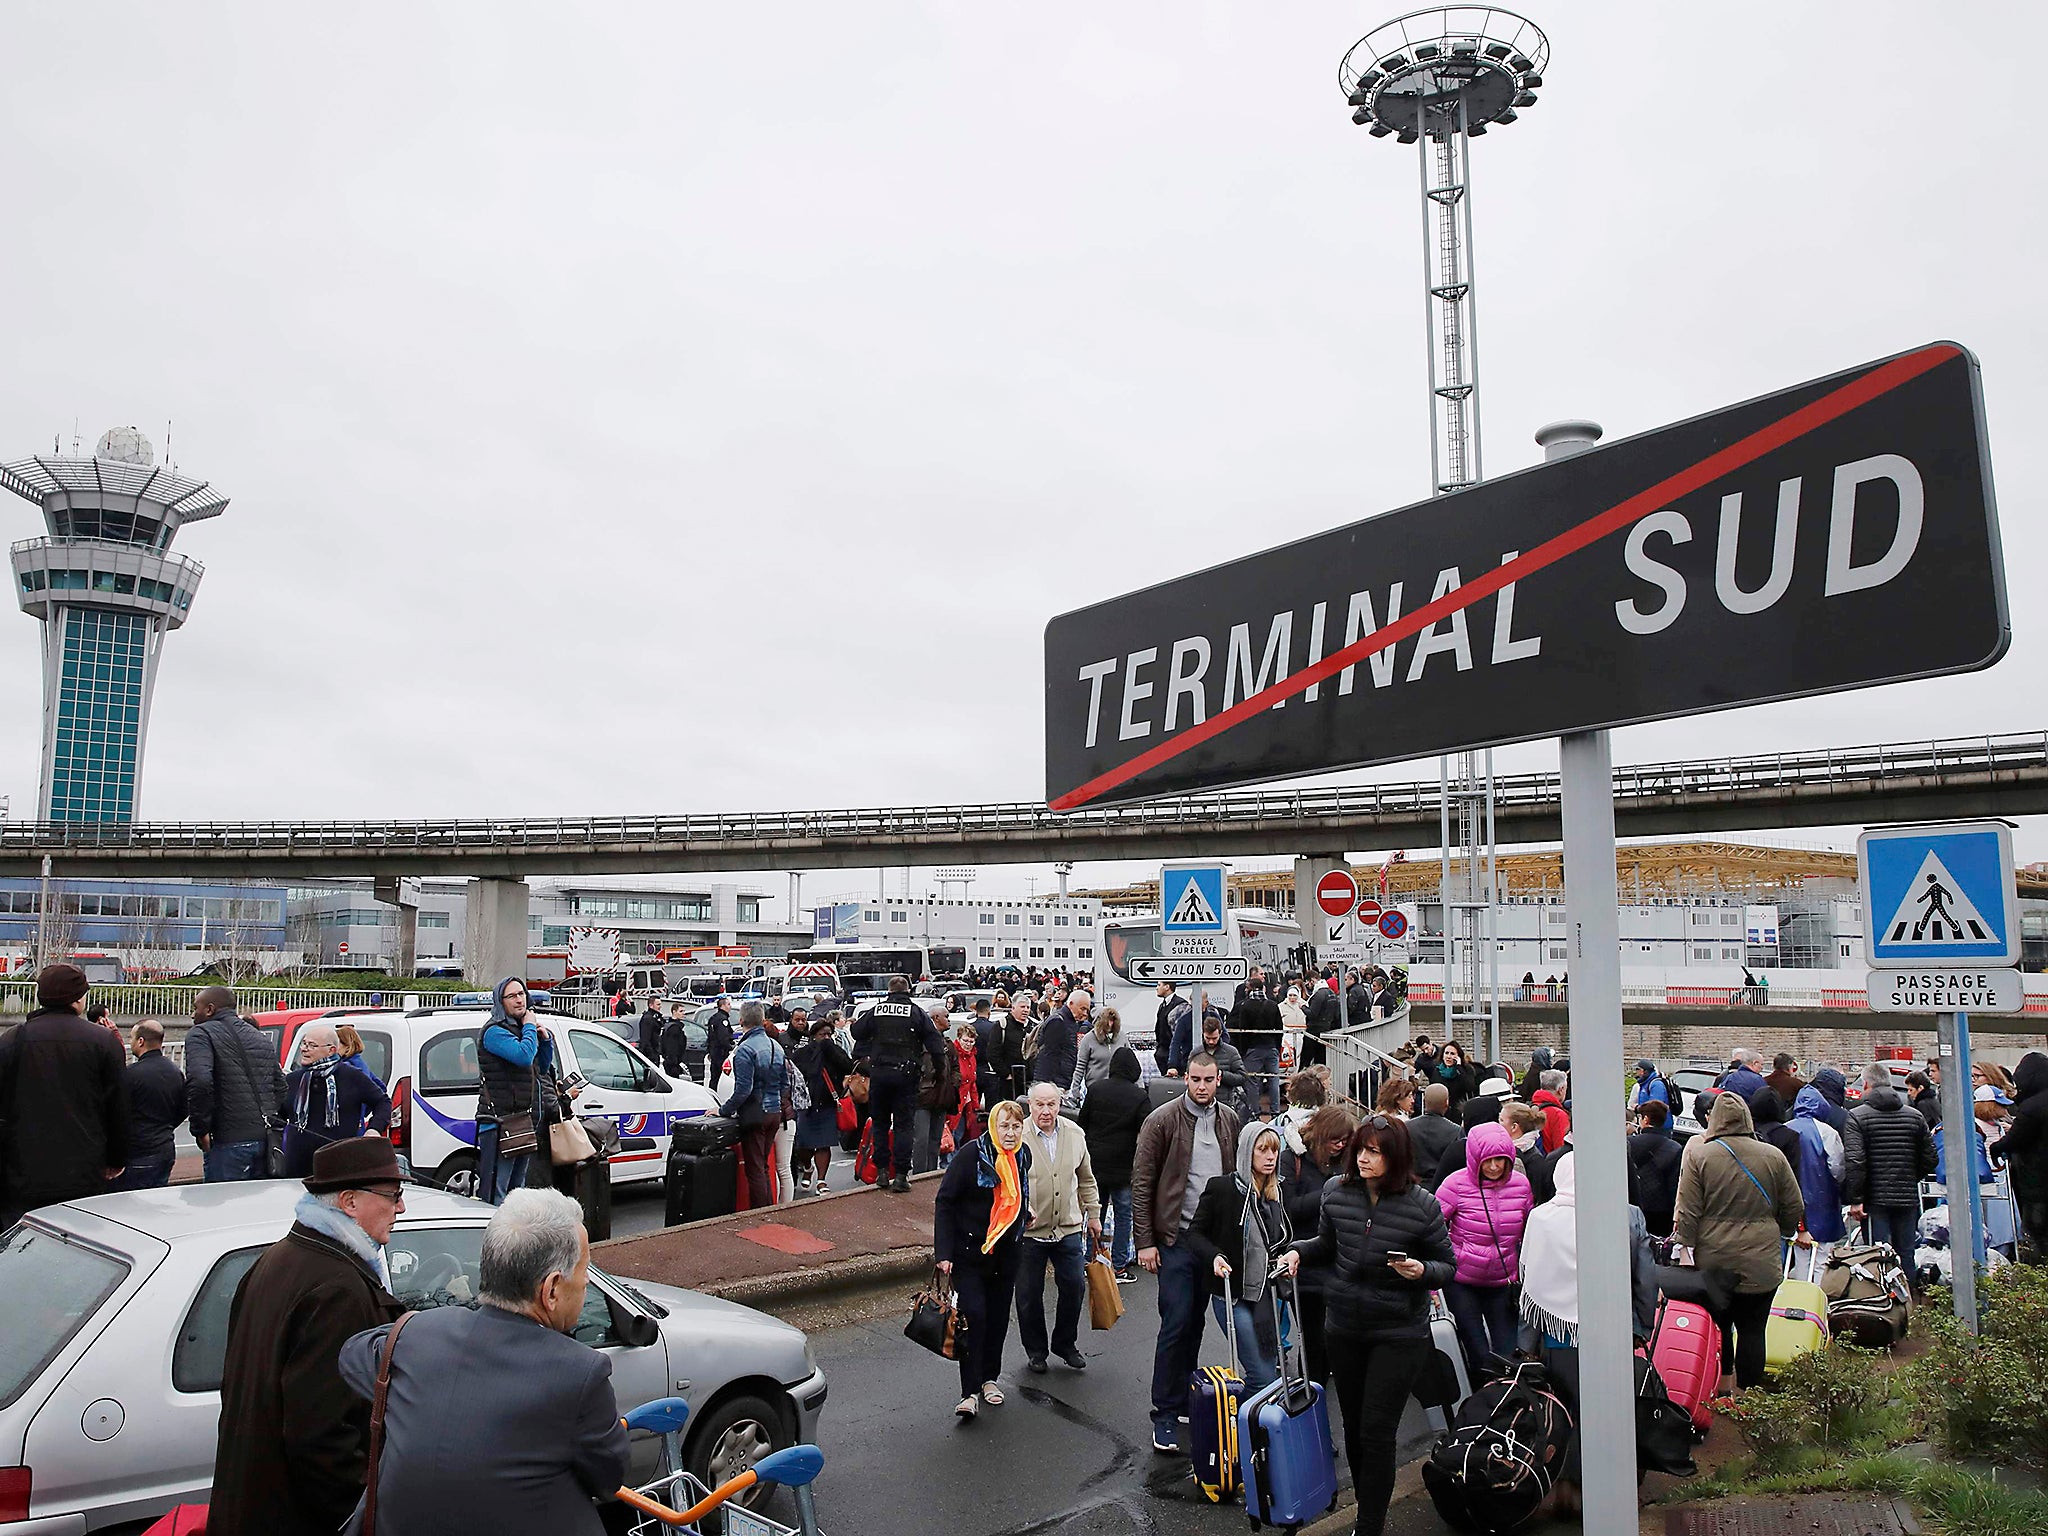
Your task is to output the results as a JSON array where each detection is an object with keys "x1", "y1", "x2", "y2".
[
  {"x1": 1444, "y1": 1280, "x2": 1518, "y2": 1375},
  {"x1": 1150, "y1": 1239, "x2": 1208, "y2": 1440},
  {"x1": 1016, "y1": 1230, "x2": 1089, "y2": 1361},
  {"x1": 110, "y1": 1156, "x2": 175, "y2": 1192},
  {"x1": 1101, "y1": 1185, "x2": 1134, "y2": 1270},
  {"x1": 475, "y1": 1122, "x2": 531, "y2": 1206},
  {"x1": 203, "y1": 1140, "x2": 265, "y2": 1182},
  {"x1": 1241, "y1": 1046, "x2": 1283, "y2": 1119},
  {"x1": 1871, "y1": 1205, "x2": 1921, "y2": 1270},
  {"x1": 1210, "y1": 1294, "x2": 1281, "y2": 1392}
]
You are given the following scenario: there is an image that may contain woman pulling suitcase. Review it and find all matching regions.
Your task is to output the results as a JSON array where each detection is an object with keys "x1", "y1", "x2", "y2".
[{"x1": 1280, "y1": 1115, "x2": 1455, "y2": 1536}]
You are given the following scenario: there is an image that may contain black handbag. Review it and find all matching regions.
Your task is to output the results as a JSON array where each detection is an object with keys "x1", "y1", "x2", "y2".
[{"x1": 904, "y1": 1271, "x2": 967, "y2": 1360}]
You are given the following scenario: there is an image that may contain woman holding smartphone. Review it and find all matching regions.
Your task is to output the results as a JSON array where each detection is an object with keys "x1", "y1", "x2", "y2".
[{"x1": 1281, "y1": 1115, "x2": 1455, "y2": 1536}]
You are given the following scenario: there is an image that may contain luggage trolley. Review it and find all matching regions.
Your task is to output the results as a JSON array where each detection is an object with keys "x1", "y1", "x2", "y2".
[{"x1": 616, "y1": 1397, "x2": 827, "y2": 1536}]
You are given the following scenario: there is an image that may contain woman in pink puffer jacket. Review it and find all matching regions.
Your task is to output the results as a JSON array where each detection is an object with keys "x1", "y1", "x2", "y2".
[{"x1": 1435, "y1": 1120, "x2": 1535, "y2": 1373}]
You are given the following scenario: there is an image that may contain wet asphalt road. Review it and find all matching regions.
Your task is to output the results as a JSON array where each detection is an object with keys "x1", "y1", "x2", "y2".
[{"x1": 793, "y1": 1270, "x2": 1441, "y2": 1536}]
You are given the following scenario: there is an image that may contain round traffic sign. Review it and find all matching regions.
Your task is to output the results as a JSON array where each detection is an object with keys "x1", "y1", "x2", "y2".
[
  {"x1": 337, "y1": 941, "x2": 350, "y2": 956},
  {"x1": 1355, "y1": 898, "x2": 1383, "y2": 926},
  {"x1": 1377, "y1": 910, "x2": 1409, "y2": 941},
  {"x1": 1315, "y1": 870, "x2": 1360, "y2": 917}
]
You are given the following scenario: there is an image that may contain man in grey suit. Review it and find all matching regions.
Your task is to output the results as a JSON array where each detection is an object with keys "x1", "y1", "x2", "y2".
[{"x1": 339, "y1": 1189, "x2": 631, "y2": 1534}]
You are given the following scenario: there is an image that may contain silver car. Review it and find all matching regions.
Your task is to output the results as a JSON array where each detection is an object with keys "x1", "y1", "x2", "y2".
[{"x1": 0, "y1": 1183, "x2": 827, "y2": 1533}]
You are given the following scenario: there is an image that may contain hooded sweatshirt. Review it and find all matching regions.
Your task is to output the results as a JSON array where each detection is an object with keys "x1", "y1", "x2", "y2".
[
  {"x1": 1435, "y1": 1122, "x2": 1535, "y2": 1286},
  {"x1": 1531, "y1": 1088, "x2": 1570, "y2": 1154},
  {"x1": 478, "y1": 977, "x2": 552, "y2": 1122},
  {"x1": 1789, "y1": 1086, "x2": 1848, "y2": 1243},
  {"x1": 1516, "y1": 1047, "x2": 1554, "y2": 1105},
  {"x1": 1673, "y1": 1091, "x2": 1805, "y2": 1293},
  {"x1": 1808, "y1": 1068, "x2": 1851, "y2": 1135},
  {"x1": 2000, "y1": 1053, "x2": 2048, "y2": 1227},
  {"x1": 1183, "y1": 1120, "x2": 1291, "y2": 1303}
]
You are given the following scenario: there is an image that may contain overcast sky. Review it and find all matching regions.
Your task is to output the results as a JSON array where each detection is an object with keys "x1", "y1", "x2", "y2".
[{"x1": 2, "y1": 1, "x2": 2041, "y2": 905}]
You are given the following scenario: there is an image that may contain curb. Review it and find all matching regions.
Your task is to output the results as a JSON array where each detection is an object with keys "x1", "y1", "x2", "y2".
[{"x1": 705, "y1": 1248, "x2": 935, "y2": 1306}]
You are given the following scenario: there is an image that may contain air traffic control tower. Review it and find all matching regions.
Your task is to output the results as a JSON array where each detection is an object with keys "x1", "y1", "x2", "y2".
[{"x1": 5, "y1": 428, "x2": 228, "y2": 822}]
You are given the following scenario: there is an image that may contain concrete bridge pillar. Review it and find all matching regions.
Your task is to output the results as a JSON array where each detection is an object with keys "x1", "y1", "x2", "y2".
[
  {"x1": 375, "y1": 875, "x2": 419, "y2": 980},
  {"x1": 465, "y1": 878, "x2": 529, "y2": 987},
  {"x1": 1292, "y1": 854, "x2": 1350, "y2": 964}
]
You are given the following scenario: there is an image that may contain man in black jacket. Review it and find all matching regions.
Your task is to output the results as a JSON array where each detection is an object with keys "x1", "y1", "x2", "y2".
[
  {"x1": 636, "y1": 1000, "x2": 664, "y2": 1061},
  {"x1": 113, "y1": 1019, "x2": 187, "y2": 1191},
  {"x1": 1230, "y1": 978, "x2": 1285, "y2": 1119},
  {"x1": 1301, "y1": 973, "x2": 1340, "y2": 1067},
  {"x1": 187, "y1": 985, "x2": 287, "y2": 1183},
  {"x1": 1344, "y1": 969, "x2": 1373, "y2": 1023},
  {"x1": 1627, "y1": 1102, "x2": 1683, "y2": 1236},
  {"x1": 852, "y1": 978, "x2": 947, "y2": 1193},
  {"x1": 1845, "y1": 1064, "x2": 1938, "y2": 1267},
  {"x1": 1152, "y1": 983, "x2": 1180, "y2": 1078},
  {"x1": 1408, "y1": 1084, "x2": 1462, "y2": 1191},
  {"x1": 0, "y1": 964, "x2": 129, "y2": 1225}
]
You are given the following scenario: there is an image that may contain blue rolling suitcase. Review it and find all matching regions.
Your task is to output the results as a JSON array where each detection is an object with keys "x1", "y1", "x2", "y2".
[{"x1": 1238, "y1": 1272, "x2": 1339, "y2": 1532}]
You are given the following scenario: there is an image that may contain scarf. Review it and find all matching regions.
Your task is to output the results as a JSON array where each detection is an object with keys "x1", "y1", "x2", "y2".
[
  {"x1": 294, "y1": 1192, "x2": 391, "y2": 1288},
  {"x1": 981, "y1": 1136, "x2": 1026, "y2": 1254},
  {"x1": 1519, "y1": 1150, "x2": 1578, "y2": 1344},
  {"x1": 293, "y1": 1057, "x2": 343, "y2": 1133}
]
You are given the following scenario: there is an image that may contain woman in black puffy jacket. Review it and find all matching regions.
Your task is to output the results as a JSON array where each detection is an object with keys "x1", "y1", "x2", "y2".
[{"x1": 1282, "y1": 1114, "x2": 1456, "y2": 1536}]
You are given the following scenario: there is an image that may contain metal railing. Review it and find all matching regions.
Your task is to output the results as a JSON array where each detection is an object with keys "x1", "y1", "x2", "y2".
[
  {"x1": 0, "y1": 981, "x2": 395, "y2": 1020},
  {"x1": 0, "y1": 731, "x2": 2040, "y2": 857}
]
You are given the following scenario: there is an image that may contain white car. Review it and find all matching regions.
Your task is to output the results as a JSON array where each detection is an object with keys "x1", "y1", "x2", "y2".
[
  {"x1": 0, "y1": 1183, "x2": 827, "y2": 1533},
  {"x1": 276, "y1": 1006, "x2": 720, "y2": 1200}
]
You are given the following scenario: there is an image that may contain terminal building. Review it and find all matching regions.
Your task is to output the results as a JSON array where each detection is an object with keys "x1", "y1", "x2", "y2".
[
  {"x1": 809, "y1": 895, "x2": 1105, "y2": 968},
  {"x1": 5, "y1": 428, "x2": 227, "y2": 822}
]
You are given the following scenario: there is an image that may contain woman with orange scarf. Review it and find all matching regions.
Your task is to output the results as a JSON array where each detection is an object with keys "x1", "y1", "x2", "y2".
[{"x1": 933, "y1": 1098, "x2": 1032, "y2": 1420}]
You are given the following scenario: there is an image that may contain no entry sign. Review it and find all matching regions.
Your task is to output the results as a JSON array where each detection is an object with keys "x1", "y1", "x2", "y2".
[
  {"x1": 1355, "y1": 898, "x2": 1383, "y2": 926},
  {"x1": 1044, "y1": 343, "x2": 2004, "y2": 807},
  {"x1": 1316, "y1": 869, "x2": 1360, "y2": 917}
]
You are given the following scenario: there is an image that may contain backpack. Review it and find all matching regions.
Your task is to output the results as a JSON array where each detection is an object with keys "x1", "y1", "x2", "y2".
[
  {"x1": 1819, "y1": 1242, "x2": 1913, "y2": 1347},
  {"x1": 1420, "y1": 1362, "x2": 1575, "y2": 1536},
  {"x1": 785, "y1": 1052, "x2": 812, "y2": 1113},
  {"x1": 1022, "y1": 1022, "x2": 1044, "y2": 1064}
]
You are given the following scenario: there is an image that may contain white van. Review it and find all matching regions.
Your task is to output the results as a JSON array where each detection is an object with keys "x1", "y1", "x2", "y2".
[{"x1": 278, "y1": 1004, "x2": 720, "y2": 1199}]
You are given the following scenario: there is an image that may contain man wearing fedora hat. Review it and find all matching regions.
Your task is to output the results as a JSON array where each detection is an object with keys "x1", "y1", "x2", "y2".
[{"x1": 210, "y1": 1138, "x2": 407, "y2": 1536}]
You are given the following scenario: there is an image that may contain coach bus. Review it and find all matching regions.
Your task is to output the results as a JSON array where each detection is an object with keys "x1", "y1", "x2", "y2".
[
  {"x1": 780, "y1": 943, "x2": 967, "y2": 994},
  {"x1": 1095, "y1": 909, "x2": 1302, "y2": 1036}
]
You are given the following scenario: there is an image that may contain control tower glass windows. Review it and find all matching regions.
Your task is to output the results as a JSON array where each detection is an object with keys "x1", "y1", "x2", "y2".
[
  {"x1": 47, "y1": 609, "x2": 147, "y2": 822},
  {"x1": 49, "y1": 508, "x2": 164, "y2": 547}
]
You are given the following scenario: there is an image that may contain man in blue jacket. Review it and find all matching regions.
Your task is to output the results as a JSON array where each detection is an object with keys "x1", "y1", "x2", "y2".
[
  {"x1": 720, "y1": 1002, "x2": 785, "y2": 1207},
  {"x1": 478, "y1": 978, "x2": 554, "y2": 1205}
]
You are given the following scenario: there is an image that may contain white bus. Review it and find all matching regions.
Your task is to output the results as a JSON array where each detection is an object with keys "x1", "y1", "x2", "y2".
[
  {"x1": 780, "y1": 943, "x2": 968, "y2": 995},
  {"x1": 1095, "y1": 908, "x2": 1302, "y2": 1041}
]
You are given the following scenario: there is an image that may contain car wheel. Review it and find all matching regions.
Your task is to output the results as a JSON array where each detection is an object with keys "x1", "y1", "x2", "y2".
[
  {"x1": 436, "y1": 1152, "x2": 480, "y2": 1200},
  {"x1": 687, "y1": 1392, "x2": 787, "y2": 1519}
]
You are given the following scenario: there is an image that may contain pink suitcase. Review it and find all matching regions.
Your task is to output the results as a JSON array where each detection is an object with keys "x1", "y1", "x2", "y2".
[{"x1": 1649, "y1": 1299, "x2": 1722, "y2": 1434}]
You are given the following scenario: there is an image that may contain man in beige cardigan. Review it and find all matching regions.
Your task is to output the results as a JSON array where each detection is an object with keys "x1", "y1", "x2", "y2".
[{"x1": 1015, "y1": 1080, "x2": 1103, "y2": 1373}]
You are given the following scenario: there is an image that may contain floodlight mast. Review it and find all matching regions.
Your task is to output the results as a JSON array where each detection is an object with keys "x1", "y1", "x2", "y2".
[{"x1": 1340, "y1": 8, "x2": 1550, "y2": 1066}]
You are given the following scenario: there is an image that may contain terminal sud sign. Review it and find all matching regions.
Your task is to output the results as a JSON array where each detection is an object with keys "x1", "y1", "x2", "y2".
[{"x1": 1044, "y1": 343, "x2": 2005, "y2": 808}]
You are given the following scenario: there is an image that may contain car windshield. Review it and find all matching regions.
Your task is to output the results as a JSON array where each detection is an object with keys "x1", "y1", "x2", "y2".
[
  {"x1": 386, "y1": 1225, "x2": 487, "y2": 1311},
  {"x1": 0, "y1": 1223, "x2": 130, "y2": 1408}
]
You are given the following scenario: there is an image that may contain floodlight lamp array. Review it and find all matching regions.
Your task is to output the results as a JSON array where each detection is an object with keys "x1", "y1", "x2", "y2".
[{"x1": 1338, "y1": 7, "x2": 1549, "y2": 140}]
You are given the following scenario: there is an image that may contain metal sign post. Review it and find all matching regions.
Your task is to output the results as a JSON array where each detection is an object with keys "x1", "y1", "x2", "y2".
[
  {"x1": 1937, "y1": 1009, "x2": 1981, "y2": 1332},
  {"x1": 1543, "y1": 423, "x2": 1636, "y2": 1530}
]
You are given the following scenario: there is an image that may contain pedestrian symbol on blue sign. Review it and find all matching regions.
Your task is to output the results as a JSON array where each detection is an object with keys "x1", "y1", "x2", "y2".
[
  {"x1": 1859, "y1": 821, "x2": 2018, "y2": 967},
  {"x1": 1161, "y1": 863, "x2": 1226, "y2": 932}
]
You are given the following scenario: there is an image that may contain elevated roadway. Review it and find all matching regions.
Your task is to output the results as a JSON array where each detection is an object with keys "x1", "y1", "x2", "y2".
[{"x1": 2, "y1": 731, "x2": 2044, "y2": 879}]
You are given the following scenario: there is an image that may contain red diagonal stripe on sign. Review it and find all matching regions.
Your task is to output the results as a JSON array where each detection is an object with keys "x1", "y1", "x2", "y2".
[{"x1": 1050, "y1": 343, "x2": 1960, "y2": 811}]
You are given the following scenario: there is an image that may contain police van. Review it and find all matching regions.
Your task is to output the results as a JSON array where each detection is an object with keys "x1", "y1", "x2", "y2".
[{"x1": 273, "y1": 1003, "x2": 720, "y2": 1199}]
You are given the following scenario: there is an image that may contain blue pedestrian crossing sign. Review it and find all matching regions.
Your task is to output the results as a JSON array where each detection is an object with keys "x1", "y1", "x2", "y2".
[
  {"x1": 1859, "y1": 820, "x2": 2019, "y2": 967},
  {"x1": 1160, "y1": 862, "x2": 1227, "y2": 932}
]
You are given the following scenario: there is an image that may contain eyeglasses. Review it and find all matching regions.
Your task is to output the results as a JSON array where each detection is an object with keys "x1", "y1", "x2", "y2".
[{"x1": 347, "y1": 1185, "x2": 406, "y2": 1204}]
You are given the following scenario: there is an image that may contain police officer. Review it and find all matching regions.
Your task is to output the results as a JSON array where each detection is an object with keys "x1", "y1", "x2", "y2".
[{"x1": 852, "y1": 975, "x2": 946, "y2": 1193}]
